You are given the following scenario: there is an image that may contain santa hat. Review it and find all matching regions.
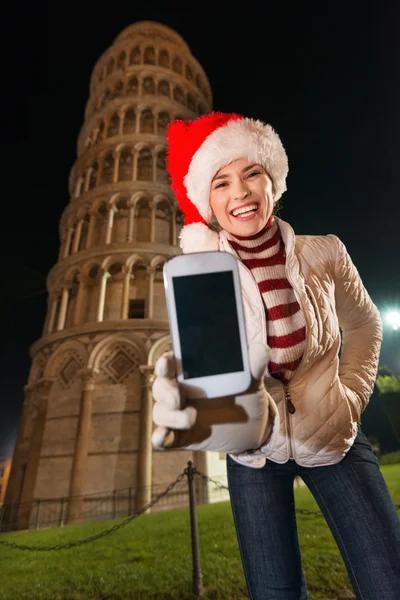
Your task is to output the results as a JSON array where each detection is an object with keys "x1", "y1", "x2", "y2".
[{"x1": 166, "y1": 112, "x2": 288, "y2": 253}]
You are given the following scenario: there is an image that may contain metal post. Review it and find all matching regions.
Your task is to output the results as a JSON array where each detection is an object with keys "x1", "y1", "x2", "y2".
[
  {"x1": 186, "y1": 461, "x2": 203, "y2": 596},
  {"x1": 112, "y1": 489, "x2": 117, "y2": 519},
  {"x1": 59, "y1": 498, "x2": 66, "y2": 527},
  {"x1": 128, "y1": 487, "x2": 132, "y2": 516},
  {"x1": 35, "y1": 500, "x2": 41, "y2": 530}
]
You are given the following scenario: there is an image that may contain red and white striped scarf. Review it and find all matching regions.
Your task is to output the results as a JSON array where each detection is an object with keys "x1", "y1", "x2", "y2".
[{"x1": 227, "y1": 218, "x2": 306, "y2": 384}]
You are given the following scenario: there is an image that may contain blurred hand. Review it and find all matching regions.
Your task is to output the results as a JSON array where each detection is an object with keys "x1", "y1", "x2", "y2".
[{"x1": 152, "y1": 343, "x2": 273, "y2": 454}]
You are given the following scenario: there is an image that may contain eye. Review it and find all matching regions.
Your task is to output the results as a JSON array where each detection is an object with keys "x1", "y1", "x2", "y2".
[
  {"x1": 247, "y1": 170, "x2": 262, "y2": 179},
  {"x1": 214, "y1": 181, "x2": 228, "y2": 189}
]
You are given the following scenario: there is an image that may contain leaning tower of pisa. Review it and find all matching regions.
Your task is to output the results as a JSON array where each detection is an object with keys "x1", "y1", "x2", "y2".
[{"x1": 4, "y1": 22, "x2": 227, "y2": 529}]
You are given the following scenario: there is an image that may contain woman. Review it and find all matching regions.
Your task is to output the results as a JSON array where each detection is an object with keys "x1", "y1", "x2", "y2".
[{"x1": 151, "y1": 112, "x2": 400, "y2": 599}]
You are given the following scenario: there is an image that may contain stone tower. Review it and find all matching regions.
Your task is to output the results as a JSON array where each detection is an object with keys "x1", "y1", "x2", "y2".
[{"x1": 4, "y1": 21, "x2": 223, "y2": 528}]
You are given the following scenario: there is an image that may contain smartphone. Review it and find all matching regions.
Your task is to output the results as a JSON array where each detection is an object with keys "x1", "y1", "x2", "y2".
[{"x1": 163, "y1": 252, "x2": 251, "y2": 399}]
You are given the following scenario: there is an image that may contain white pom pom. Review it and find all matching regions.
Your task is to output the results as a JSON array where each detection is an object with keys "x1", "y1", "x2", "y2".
[{"x1": 179, "y1": 223, "x2": 220, "y2": 253}]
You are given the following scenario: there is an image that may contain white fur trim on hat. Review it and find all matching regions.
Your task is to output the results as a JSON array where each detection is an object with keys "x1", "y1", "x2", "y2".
[
  {"x1": 184, "y1": 118, "x2": 288, "y2": 222},
  {"x1": 179, "y1": 223, "x2": 220, "y2": 254}
]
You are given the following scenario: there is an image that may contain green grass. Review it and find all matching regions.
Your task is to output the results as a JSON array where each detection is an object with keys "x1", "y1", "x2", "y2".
[{"x1": 0, "y1": 465, "x2": 399, "y2": 600}]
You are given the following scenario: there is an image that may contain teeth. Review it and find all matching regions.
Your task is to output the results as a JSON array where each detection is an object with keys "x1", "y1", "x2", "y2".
[{"x1": 232, "y1": 204, "x2": 258, "y2": 217}]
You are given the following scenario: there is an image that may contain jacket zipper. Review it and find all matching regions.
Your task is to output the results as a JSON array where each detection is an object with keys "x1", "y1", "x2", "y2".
[{"x1": 283, "y1": 383, "x2": 295, "y2": 459}]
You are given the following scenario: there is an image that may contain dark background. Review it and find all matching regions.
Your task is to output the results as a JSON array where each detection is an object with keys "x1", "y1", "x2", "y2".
[{"x1": 1, "y1": 3, "x2": 399, "y2": 457}]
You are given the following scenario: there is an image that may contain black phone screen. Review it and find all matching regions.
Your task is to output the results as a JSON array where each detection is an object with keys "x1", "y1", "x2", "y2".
[{"x1": 172, "y1": 271, "x2": 244, "y2": 379}]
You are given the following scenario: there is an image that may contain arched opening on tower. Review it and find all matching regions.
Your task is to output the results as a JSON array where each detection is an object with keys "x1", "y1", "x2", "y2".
[
  {"x1": 111, "y1": 197, "x2": 129, "y2": 244},
  {"x1": 154, "y1": 199, "x2": 171, "y2": 244},
  {"x1": 143, "y1": 47, "x2": 155, "y2": 65},
  {"x1": 156, "y1": 150, "x2": 167, "y2": 184},
  {"x1": 78, "y1": 214, "x2": 90, "y2": 251},
  {"x1": 107, "y1": 112, "x2": 120, "y2": 138},
  {"x1": 172, "y1": 56, "x2": 182, "y2": 74},
  {"x1": 158, "y1": 49, "x2": 169, "y2": 68},
  {"x1": 140, "y1": 109, "x2": 154, "y2": 134},
  {"x1": 157, "y1": 81, "x2": 170, "y2": 98},
  {"x1": 153, "y1": 262, "x2": 167, "y2": 319},
  {"x1": 94, "y1": 202, "x2": 109, "y2": 247},
  {"x1": 88, "y1": 162, "x2": 99, "y2": 190},
  {"x1": 129, "y1": 262, "x2": 148, "y2": 318},
  {"x1": 84, "y1": 265, "x2": 101, "y2": 323},
  {"x1": 134, "y1": 197, "x2": 151, "y2": 242},
  {"x1": 111, "y1": 80, "x2": 124, "y2": 100},
  {"x1": 129, "y1": 46, "x2": 140, "y2": 65},
  {"x1": 136, "y1": 148, "x2": 153, "y2": 182},
  {"x1": 117, "y1": 51, "x2": 126, "y2": 71},
  {"x1": 103, "y1": 263, "x2": 124, "y2": 321},
  {"x1": 118, "y1": 148, "x2": 133, "y2": 181},
  {"x1": 101, "y1": 152, "x2": 114, "y2": 185},
  {"x1": 65, "y1": 272, "x2": 79, "y2": 329},
  {"x1": 173, "y1": 85, "x2": 185, "y2": 106},
  {"x1": 185, "y1": 64, "x2": 193, "y2": 81},
  {"x1": 157, "y1": 112, "x2": 170, "y2": 137},
  {"x1": 126, "y1": 76, "x2": 138, "y2": 96},
  {"x1": 123, "y1": 108, "x2": 136, "y2": 134},
  {"x1": 142, "y1": 77, "x2": 155, "y2": 96}
]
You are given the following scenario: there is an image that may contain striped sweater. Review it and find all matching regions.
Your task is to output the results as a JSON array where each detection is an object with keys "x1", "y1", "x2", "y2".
[{"x1": 227, "y1": 218, "x2": 306, "y2": 384}]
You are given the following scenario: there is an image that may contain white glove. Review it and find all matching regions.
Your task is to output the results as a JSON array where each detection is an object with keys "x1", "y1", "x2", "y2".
[{"x1": 152, "y1": 343, "x2": 273, "y2": 454}]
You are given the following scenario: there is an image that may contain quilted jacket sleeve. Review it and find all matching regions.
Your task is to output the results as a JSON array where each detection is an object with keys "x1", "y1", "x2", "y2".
[{"x1": 328, "y1": 235, "x2": 382, "y2": 414}]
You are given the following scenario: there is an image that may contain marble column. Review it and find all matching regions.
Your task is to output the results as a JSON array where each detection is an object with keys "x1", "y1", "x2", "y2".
[
  {"x1": 147, "y1": 267, "x2": 155, "y2": 319},
  {"x1": 112, "y1": 150, "x2": 120, "y2": 183},
  {"x1": 56, "y1": 286, "x2": 70, "y2": 331},
  {"x1": 136, "y1": 366, "x2": 155, "y2": 513},
  {"x1": 150, "y1": 201, "x2": 156, "y2": 243},
  {"x1": 120, "y1": 266, "x2": 131, "y2": 319},
  {"x1": 127, "y1": 203, "x2": 135, "y2": 242},
  {"x1": 66, "y1": 369, "x2": 98, "y2": 524},
  {"x1": 62, "y1": 228, "x2": 74, "y2": 259},
  {"x1": 43, "y1": 295, "x2": 55, "y2": 335},
  {"x1": 132, "y1": 150, "x2": 138, "y2": 181},
  {"x1": 105, "y1": 205, "x2": 116, "y2": 245},
  {"x1": 71, "y1": 219, "x2": 84, "y2": 253},
  {"x1": 96, "y1": 271, "x2": 109, "y2": 322}
]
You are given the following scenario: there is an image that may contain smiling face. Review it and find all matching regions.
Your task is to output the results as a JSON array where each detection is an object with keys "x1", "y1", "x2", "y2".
[{"x1": 209, "y1": 158, "x2": 275, "y2": 237}]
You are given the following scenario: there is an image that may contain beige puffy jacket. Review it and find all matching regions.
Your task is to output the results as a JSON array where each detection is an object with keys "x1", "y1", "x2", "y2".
[{"x1": 215, "y1": 218, "x2": 382, "y2": 467}]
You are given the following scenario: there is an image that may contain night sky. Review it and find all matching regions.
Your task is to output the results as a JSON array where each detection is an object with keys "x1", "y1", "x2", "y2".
[{"x1": 1, "y1": 4, "x2": 399, "y2": 458}]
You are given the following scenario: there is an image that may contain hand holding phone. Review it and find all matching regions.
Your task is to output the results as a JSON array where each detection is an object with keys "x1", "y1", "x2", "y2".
[
  {"x1": 152, "y1": 343, "x2": 273, "y2": 454},
  {"x1": 152, "y1": 252, "x2": 274, "y2": 453}
]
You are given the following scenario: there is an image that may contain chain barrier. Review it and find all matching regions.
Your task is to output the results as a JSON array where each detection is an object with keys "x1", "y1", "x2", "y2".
[
  {"x1": 0, "y1": 471, "x2": 186, "y2": 551},
  {"x1": 1, "y1": 465, "x2": 399, "y2": 553}
]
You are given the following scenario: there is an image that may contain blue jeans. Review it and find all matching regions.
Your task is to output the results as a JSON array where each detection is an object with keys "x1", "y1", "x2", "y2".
[{"x1": 227, "y1": 428, "x2": 400, "y2": 599}]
